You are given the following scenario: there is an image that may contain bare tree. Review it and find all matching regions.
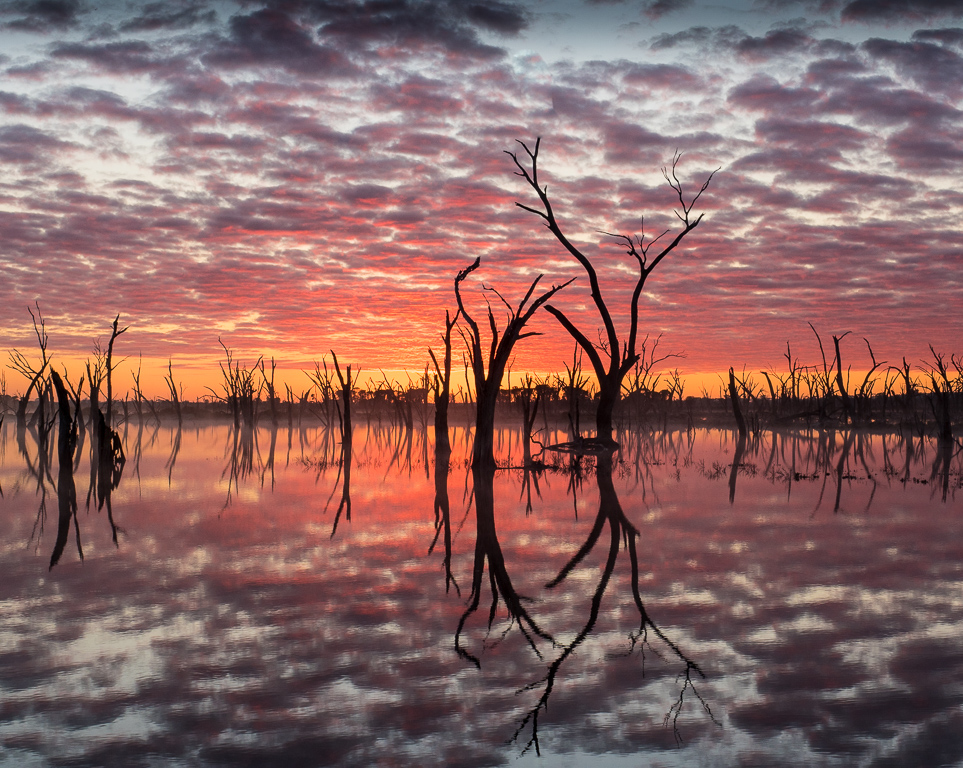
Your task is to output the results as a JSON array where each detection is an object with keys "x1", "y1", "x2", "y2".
[
  {"x1": 329, "y1": 351, "x2": 353, "y2": 536},
  {"x1": 428, "y1": 309, "x2": 460, "y2": 454},
  {"x1": 164, "y1": 359, "x2": 182, "y2": 424},
  {"x1": 258, "y1": 357, "x2": 280, "y2": 426},
  {"x1": 207, "y1": 340, "x2": 261, "y2": 428},
  {"x1": 102, "y1": 314, "x2": 129, "y2": 427},
  {"x1": 453, "y1": 256, "x2": 572, "y2": 468},
  {"x1": 508, "y1": 138, "x2": 717, "y2": 445},
  {"x1": 8, "y1": 303, "x2": 50, "y2": 426}
]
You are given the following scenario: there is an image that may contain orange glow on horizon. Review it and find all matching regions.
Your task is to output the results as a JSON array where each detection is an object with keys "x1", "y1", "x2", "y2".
[{"x1": 2, "y1": 349, "x2": 923, "y2": 404}]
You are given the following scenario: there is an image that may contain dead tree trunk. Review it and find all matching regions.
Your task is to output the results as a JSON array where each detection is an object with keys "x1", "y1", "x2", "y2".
[
  {"x1": 9, "y1": 304, "x2": 50, "y2": 429},
  {"x1": 833, "y1": 333, "x2": 852, "y2": 423},
  {"x1": 429, "y1": 309, "x2": 460, "y2": 454},
  {"x1": 164, "y1": 359, "x2": 182, "y2": 424},
  {"x1": 518, "y1": 374, "x2": 541, "y2": 466},
  {"x1": 329, "y1": 351, "x2": 353, "y2": 536},
  {"x1": 509, "y1": 138, "x2": 716, "y2": 445},
  {"x1": 728, "y1": 367, "x2": 747, "y2": 439},
  {"x1": 103, "y1": 314, "x2": 128, "y2": 428},
  {"x1": 453, "y1": 257, "x2": 571, "y2": 469},
  {"x1": 927, "y1": 346, "x2": 954, "y2": 444}
]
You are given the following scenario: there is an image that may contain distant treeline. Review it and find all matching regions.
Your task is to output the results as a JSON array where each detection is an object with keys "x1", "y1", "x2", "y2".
[{"x1": 3, "y1": 310, "x2": 960, "y2": 444}]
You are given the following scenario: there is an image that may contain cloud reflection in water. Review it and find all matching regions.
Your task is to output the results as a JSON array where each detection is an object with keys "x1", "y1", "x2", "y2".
[{"x1": 0, "y1": 420, "x2": 961, "y2": 766}]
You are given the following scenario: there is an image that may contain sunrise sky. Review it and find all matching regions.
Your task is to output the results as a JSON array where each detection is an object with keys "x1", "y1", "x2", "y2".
[{"x1": 1, "y1": 0, "x2": 961, "y2": 397}]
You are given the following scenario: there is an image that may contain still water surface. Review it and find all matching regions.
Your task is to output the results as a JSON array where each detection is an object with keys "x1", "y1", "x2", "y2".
[{"x1": 1, "y1": 419, "x2": 962, "y2": 767}]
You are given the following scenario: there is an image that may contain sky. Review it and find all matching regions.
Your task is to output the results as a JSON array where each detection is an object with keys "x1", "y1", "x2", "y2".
[{"x1": 1, "y1": 0, "x2": 962, "y2": 397}]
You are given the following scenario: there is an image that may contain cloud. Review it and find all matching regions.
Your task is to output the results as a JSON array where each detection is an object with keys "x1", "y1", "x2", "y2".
[
  {"x1": 370, "y1": 74, "x2": 465, "y2": 116},
  {"x1": 650, "y1": 24, "x2": 744, "y2": 50},
  {"x1": 886, "y1": 124, "x2": 963, "y2": 171},
  {"x1": 119, "y1": 2, "x2": 217, "y2": 32},
  {"x1": 912, "y1": 26, "x2": 963, "y2": 46},
  {"x1": 643, "y1": 0, "x2": 695, "y2": 20},
  {"x1": 1, "y1": 0, "x2": 962, "y2": 379},
  {"x1": 50, "y1": 40, "x2": 177, "y2": 75},
  {"x1": 841, "y1": 0, "x2": 963, "y2": 23},
  {"x1": 817, "y1": 79, "x2": 963, "y2": 126},
  {"x1": 0, "y1": 122, "x2": 75, "y2": 164},
  {"x1": 621, "y1": 62, "x2": 703, "y2": 90},
  {"x1": 465, "y1": 1, "x2": 528, "y2": 34},
  {"x1": 754, "y1": 117, "x2": 871, "y2": 154},
  {"x1": 303, "y1": 0, "x2": 527, "y2": 58},
  {"x1": 727, "y1": 74, "x2": 820, "y2": 115},
  {"x1": 0, "y1": 0, "x2": 80, "y2": 31},
  {"x1": 160, "y1": 73, "x2": 231, "y2": 105},
  {"x1": 803, "y1": 55, "x2": 869, "y2": 87},
  {"x1": 205, "y1": 8, "x2": 358, "y2": 76},
  {"x1": 736, "y1": 28, "x2": 815, "y2": 60},
  {"x1": 863, "y1": 36, "x2": 963, "y2": 99}
]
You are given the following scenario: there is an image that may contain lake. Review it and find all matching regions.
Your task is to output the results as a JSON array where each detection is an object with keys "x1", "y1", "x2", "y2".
[{"x1": 1, "y1": 416, "x2": 961, "y2": 767}]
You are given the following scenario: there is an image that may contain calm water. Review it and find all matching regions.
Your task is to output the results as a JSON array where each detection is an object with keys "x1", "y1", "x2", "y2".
[{"x1": 1, "y1": 416, "x2": 962, "y2": 767}]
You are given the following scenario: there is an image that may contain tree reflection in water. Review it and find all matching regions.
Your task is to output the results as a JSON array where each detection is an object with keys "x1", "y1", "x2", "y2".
[
  {"x1": 40, "y1": 370, "x2": 127, "y2": 568},
  {"x1": 701, "y1": 425, "x2": 963, "y2": 512},
  {"x1": 429, "y1": 440, "x2": 459, "y2": 596},
  {"x1": 89, "y1": 416, "x2": 125, "y2": 549},
  {"x1": 455, "y1": 461, "x2": 555, "y2": 667},
  {"x1": 453, "y1": 448, "x2": 715, "y2": 754},
  {"x1": 6, "y1": 418, "x2": 963, "y2": 765},
  {"x1": 49, "y1": 372, "x2": 81, "y2": 569}
]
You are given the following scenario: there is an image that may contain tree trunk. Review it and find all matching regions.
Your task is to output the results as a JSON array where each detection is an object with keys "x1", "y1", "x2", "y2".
[
  {"x1": 728, "y1": 368, "x2": 747, "y2": 439},
  {"x1": 596, "y1": 380, "x2": 619, "y2": 446},
  {"x1": 473, "y1": 384, "x2": 499, "y2": 469}
]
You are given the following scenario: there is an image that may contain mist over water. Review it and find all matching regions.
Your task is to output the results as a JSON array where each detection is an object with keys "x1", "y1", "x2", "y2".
[{"x1": 1, "y1": 419, "x2": 962, "y2": 767}]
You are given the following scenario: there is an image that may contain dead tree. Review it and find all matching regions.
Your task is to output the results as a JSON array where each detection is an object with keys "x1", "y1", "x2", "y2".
[
  {"x1": 516, "y1": 373, "x2": 542, "y2": 467},
  {"x1": 428, "y1": 309, "x2": 460, "y2": 454},
  {"x1": 855, "y1": 339, "x2": 884, "y2": 423},
  {"x1": 329, "y1": 351, "x2": 353, "y2": 536},
  {"x1": 102, "y1": 314, "x2": 129, "y2": 427},
  {"x1": 50, "y1": 371, "x2": 82, "y2": 569},
  {"x1": 85, "y1": 356, "x2": 104, "y2": 427},
  {"x1": 259, "y1": 357, "x2": 280, "y2": 426},
  {"x1": 8, "y1": 303, "x2": 50, "y2": 426},
  {"x1": 453, "y1": 257, "x2": 572, "y2": 468},
  {"x1": 164, "y1": 359, "x2": 182, "y2": 424},
  {"x1": 508, "y1": 138, "x2": 716, "y2": 445},
  {"x1": 208, "y1": 340, "x2": 261, "y2": 428},
  {"x1": 131, "y1": 355, "x2": 146, "y2": 422},
  {"x1": 832, "y1": 332, "x2": 852, "y2": 423},
  {"x1": 925, "y1": 345, "x2": 954, "y2": 443}
]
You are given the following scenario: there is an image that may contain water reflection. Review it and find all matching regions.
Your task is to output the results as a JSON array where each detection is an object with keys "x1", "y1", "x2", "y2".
[
  {"x1": 695, "y1": 425, "x2": 963, "y2": 513},
  {"x1": 510, "y1": 452, "x2": 714, "y2": 754},
  {"x1": 429, "y1": 441, "x2": 458, "y2": 595},
  {"x1": 455, "y1": 461, "x2": 555, "y2": 669},
  {"x1": 49, "y1": 372, "x2": 80, "y2": 569},
  {"x1": 1, "y1": 418, "x2": 962, "y2": 766}
]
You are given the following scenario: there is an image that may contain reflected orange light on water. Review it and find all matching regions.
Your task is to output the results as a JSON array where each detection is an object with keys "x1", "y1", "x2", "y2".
[{"x1": 0, "y1": 418, "x2": 961, "y2": 766}]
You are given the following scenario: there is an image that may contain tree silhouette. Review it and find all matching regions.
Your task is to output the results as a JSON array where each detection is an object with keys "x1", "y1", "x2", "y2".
[
  {"x1": 428, "y1": 308, "x2": 460, "y2": 454},
  {"x1": 508, "y1": 138, "x2": 717, "y2": 445},
  {"x1": 454, "y1": 256, "x2": 571, "y2": 468}
]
